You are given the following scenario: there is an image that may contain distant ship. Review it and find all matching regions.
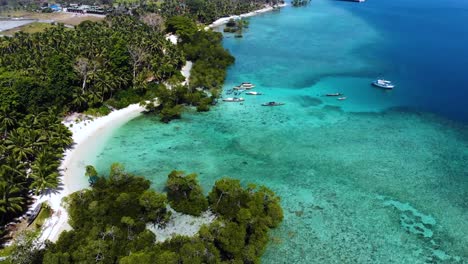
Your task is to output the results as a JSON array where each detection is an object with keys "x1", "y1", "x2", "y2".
[{"x1": 372, "y1": 79, "x2": 395, "y2": 89}]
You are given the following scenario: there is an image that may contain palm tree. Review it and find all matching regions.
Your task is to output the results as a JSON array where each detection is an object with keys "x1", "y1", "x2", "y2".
[
  {"x1": 0, "y1": 181, "x2": 24, "y2": 222},
  {"x1": 29, "y1": 151, "x2": 60, "y2": 195},
  {"x1": 72, "y1": 91, "x2": 88, "y2": 110},
  {"x1": 49, "y1": 125, "x2": 73, "y2": 150},
  {"x1": 4, "y1": 128, "x2": 34, "y2": 162},
  {"x1": 0, "y1": 106, "x2": 18, "y2": 138},
  {"x1": 0, "y1": 157, "x2": 26, "y2": 185}
]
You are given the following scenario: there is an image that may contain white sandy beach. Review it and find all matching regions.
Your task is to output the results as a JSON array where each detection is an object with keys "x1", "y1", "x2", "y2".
[
  {"x1": 206, "y1": 3, "x2": 287, "y2": 29},
  {"x1": 147, "y1": 207, "x2": 216, "y2": 243},
  {"x1": 37, "y1": 103, "x2": 146, "y2": 243}
]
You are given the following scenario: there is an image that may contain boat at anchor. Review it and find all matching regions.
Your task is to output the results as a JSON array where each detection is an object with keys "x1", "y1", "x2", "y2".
[
  {"x1": 261, "y1": 101, "x2": 284, "y2": 106},
  {"x1": 223, "y1": 97, "x2": 245, "y2": 102},
  {"x1": 246, "y1": 91, "x2": 262, "y2": 95},
  {"x1": 372, "y1": 79, "x2": 395, "y2": 89}
]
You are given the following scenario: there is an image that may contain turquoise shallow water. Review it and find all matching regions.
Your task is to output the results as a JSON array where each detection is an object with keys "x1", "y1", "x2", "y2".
[{"x1": 93, "y1": 1, "x2": 468, "y2": 262}]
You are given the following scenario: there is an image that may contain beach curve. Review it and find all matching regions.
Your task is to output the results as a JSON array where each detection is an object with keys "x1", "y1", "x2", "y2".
[
  {"x1": 37, "y1": 103, "x2": 146, "y2": 243},
  {"x1": 206, "y1": 3, "x2": 287, "y2": 29}
]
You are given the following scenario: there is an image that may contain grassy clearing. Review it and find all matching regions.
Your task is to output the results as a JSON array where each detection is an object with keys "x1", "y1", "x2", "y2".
[
  {"x1": 0, "y1": 11, "x2": 105, "y2": 27},
  {"x1": 0, "y1": 245, "x2": 13, "y2": 257},
  {"x1": 32, "y1": 203, "x2": 52, "y2": 230},
  {"x1": 0, "y1": 10, "x2": 32, "y2": 18},
  {"x1": 58, "y1": 14, "x2": 105, "y2": 25},
  {"x1": 1, "y1": 22, "x2": 54, "y2": 35},
  {"x1": 0, "y1": 11, "x2": 70, "y2": 20}
]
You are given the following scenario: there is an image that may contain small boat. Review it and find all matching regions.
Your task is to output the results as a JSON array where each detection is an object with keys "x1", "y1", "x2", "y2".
[
  {"x1": 27, "y1": 203, "x2": 42, "y2": 226},
  {"x1": 262, "y1": 101, "x2": 285, "y2": 106},
  {"x1": 372, "y1": 79, "x2": 395, "y2": 89},
  {"x1": 240, "y1": 83, "x2": 255, "y2": 89},
  {"x1": 223, "y1": 97, "x2": 245, "y2": 102},
  {"x1": 326, "y1": 93, "x2": 343, "y2": 96},
  {"x1": 246, "y1": 91, "x2": 262, "y2": 95},
  {"x1": 337, "y1": 97, "x2": 347, "y2": 100}
]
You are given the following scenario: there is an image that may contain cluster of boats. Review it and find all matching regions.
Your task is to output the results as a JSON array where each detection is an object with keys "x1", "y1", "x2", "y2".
[
  {"x1": 326, "y1": 93, "x2": 347, "y2": 100},
  {"x1": 223, "y1": 82, "x2": 284, "y2": 106},
  {"x1": 222, "y1": 79, "x2": 394, "y2": 105},
  {"x1": 324, "y1": 79, "x2": 395, "y2": 102}
]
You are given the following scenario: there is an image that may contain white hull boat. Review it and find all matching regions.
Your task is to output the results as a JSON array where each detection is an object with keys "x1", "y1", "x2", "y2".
[
  {"x1": 372, "y1": 79, "x2": 395, "y2": 89},
  {"x1": 223, "y1": 97, "x2": 245, "y2": 102}
]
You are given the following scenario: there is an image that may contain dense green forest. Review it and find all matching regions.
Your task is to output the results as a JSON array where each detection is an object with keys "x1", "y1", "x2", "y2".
[
  {"x1": 143, "y1": 15, "x2": 234, "y2": 122},
  {"x1": 158, "y1": 0, "x2": 283, "y2": 24},
  {"x1": 29, "y1": 164, "x2": 282, "y2": 263},
  {"x1": 0, "y1": 15, "x2": 186, "y2": 234},
  {"x1": 2, "y1": 0, "x2": 284, "y2": 24}
]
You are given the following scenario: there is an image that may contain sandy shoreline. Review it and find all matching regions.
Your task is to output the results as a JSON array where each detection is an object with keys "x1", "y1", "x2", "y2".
[
  {"x1": 206, "y1": 3, "x2": 287, "y2": 29},
  {"x1": 37, "y1": 103, "x2": 146, "y2": 243}
]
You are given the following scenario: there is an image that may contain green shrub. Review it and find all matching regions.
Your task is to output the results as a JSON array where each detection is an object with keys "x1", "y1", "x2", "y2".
[
  {"x1": 83, "y1": 105, "x2": 111, "y2": 116},
  {"x1": 166, "y1": 171, "x2": 208, "y2": 216},
  {"x1": 107, "y1": 89, "x2": 142, "y2": 109},
  {"x1": 159, "y1": 104, "x2": 183, "y2": 123},
  {"x1": 34, "y1": 203, "x2": 52, "y2": 229}
]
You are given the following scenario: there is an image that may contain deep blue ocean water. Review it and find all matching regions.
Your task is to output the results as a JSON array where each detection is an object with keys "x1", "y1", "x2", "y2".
[
  {"x1": 220, "y1": 0, "x2": 468, "y2": 122},
  {"x1": 336, "y1": 0, "x2": 468, "y2": 122},
  {"x1": 90, "y1": 1, "x2": 468, "y2": 262}
]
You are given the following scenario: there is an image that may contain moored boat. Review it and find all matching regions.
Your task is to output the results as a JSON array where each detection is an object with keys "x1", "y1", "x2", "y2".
[
  {"x1": 246, "y1": 91, "x2": 262, "y2": 95},
  {"x1": 240, "y1": 82, "x2": 255, "y2": 89},
  {"x1": 223, "y1": 97, "x2": 245, "y2": 102},
  {"x1": 326, "y1": 93, "x2": 343, "y2": 96},
  {"x1": 372, "y1": 79, "x2": 395, "y2": 89},
  {"x1": 337, "y1": 97, "x2": 347, "y2": 100},
  {"x1": 261, "y1": 101, "x2": 284, "y2": 106}
]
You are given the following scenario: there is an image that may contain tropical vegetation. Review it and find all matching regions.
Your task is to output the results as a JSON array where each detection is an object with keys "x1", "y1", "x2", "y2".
[
  {"x1": 37, "y1": 164, "x2": 283, "y2": 263},
  {"x1": 143, "y1": 15, "x2": 234, "y2": 122},
  {"x1": 0, "y1": 14, "x2": 185, "y2": 233}
]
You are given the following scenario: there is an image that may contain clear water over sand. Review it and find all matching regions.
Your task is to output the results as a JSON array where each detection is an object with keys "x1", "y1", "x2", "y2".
[{"x1": 94, "y1": 1, "x2": 468, "y2": 262}]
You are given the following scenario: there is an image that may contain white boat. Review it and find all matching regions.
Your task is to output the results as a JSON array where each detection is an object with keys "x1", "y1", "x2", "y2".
[
  {"x1": 246, "y1": 91, "x2": 262, "y2": 95},
  {"x1": 240, "y1": 82, "x2": 255, "y2": 89},
  {"x1": 337, "y1": 97, "x2": 347, "y2": 101},
  {"x1": 372, "y1": 79, "x2": 395, "y2": 89},
  {"x1": 223, "y1": 97, "x2": 245, "y2": 102}
]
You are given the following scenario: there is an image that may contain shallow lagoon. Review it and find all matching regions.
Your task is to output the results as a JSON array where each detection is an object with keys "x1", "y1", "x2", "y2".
[{"x1": 94, "y1": 0, "x2": 467, "y2": 262}]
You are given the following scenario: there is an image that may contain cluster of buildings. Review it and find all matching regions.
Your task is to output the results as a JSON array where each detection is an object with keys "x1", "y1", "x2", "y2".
[
  {"x1": 66, "y1": 4, "x2": 108, "y2": 15},
  {"x1": 41, "y1": 3, "x2": 108, "y2": 15}
]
